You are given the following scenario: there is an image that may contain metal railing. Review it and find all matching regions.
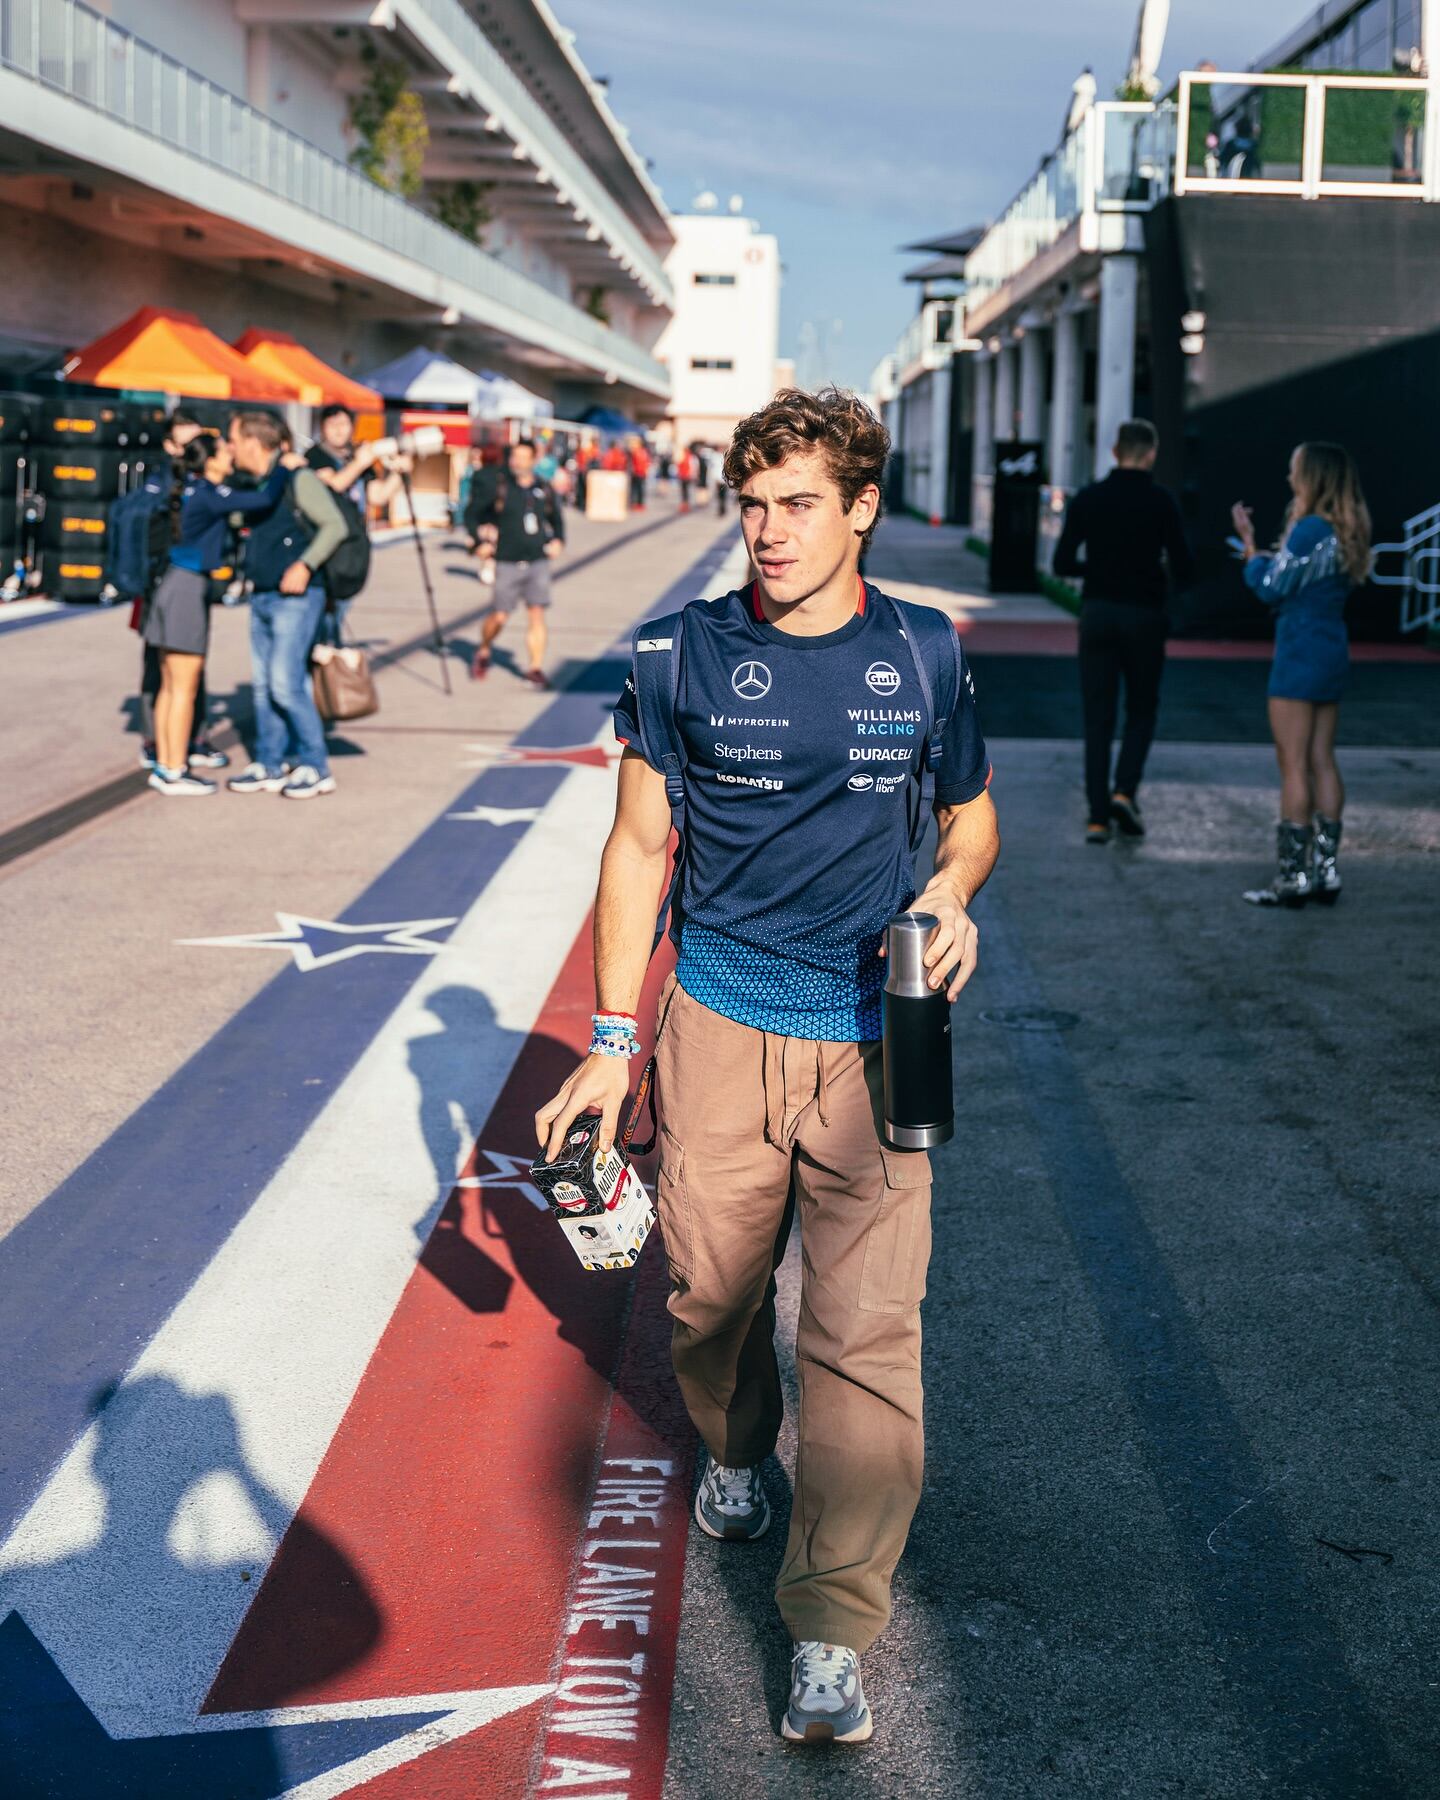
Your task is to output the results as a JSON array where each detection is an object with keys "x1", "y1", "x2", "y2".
[
  {"x1": 0, "y1": 0, "x2": 669, "y2": 393},
  {"x1": 965, "y1": 102, "x2": 1175, "y2": 305},
  {"x1": 402, "y1": 0, "x2": 672, "y2": 303},
  {"x1": 1174, "y1": 70, "x2": 1437, "y2": 200},
  {"x1": 1372, "y1": 502, "x2": 1440, "y2": 633}
]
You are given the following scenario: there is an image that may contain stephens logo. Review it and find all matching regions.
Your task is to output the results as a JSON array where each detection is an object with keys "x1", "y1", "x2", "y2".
[
  {"x1": 847, "y1": 774, "x2": 875, "y2": 792},
  {"x1": 713, "y1": 742, "x2": 781, "y2": 762},
  {"x1": 865, "y1": 661, "x2": 901, "y2": 696},
  {"x1": 731, "y1": 661, "x2": 772, "y2": 700}
]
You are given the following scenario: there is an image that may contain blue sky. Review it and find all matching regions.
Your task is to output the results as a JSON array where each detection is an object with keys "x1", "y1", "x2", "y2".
[{"x1": 560, "y1": 0, "x2": 1294, "y2": 388}]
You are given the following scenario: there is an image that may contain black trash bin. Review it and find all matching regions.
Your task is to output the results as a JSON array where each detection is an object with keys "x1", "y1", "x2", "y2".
[{"x1": 989, "y1": 440, "x2": 1044, "y2": 594}]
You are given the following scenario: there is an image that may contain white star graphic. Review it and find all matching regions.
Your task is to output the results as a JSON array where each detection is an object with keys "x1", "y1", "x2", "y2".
[
  {"x1": 444, "y1": 804, "x2": 543, "y2": 825},
  {"x1": 453, "y1": 1148, "x2": 550, "y2": 1212},
  {"x1": 178, "y1": 912, "x2": 458, "y2": 972}
]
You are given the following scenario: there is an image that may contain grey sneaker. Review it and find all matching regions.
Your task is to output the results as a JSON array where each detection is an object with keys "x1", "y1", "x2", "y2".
[
  {"x1": 782, "y1": 1641, "x2": 872, "y2": 1744},
  {"x1": 693, "y1": 1455, "x2": 770, "y2": 1542}
]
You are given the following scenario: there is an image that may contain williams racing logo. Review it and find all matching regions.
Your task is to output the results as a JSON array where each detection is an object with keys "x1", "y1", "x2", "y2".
[{"x1": 848, "y1": 706, "x2": 921, "y2": 738}]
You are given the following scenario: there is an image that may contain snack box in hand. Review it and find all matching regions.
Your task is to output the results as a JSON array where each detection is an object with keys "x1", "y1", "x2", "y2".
[{"x1": 530, "y1": 1112, "x2": 656, "y2": 1272}]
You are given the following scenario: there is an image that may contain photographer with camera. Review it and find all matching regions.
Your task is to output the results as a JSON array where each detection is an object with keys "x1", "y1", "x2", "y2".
[
  {"x1": 535, "y1": 388, "x2": 999, "y2": 1745},
  {"x1": 305, "y1": 404, "x2": 407, "y2": 516},
  {"x1": 464, "y1": 438, "x2": 565, "y2": 688},
  {"x1": 224, "y1": 413, "x2": 347, "y2": 801}
]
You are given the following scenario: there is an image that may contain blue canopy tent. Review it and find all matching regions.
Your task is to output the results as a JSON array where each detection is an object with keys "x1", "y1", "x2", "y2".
[
  {"x1": 577, "y1": 403, "x2": 641, "y2": 438},
  {"x1": 361, "y1": 347, "x2": 499, "y2": 409}
]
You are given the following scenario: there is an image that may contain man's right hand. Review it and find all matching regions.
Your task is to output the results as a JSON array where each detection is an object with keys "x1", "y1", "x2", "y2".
[{"x1": 535, "y1": 1054, "x2": 633, "y2": 1162}]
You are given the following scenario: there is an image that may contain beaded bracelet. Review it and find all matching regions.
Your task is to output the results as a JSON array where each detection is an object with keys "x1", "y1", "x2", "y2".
[{"x1": 590, "y1": 1012, "x2": 640, "y2": 1059}]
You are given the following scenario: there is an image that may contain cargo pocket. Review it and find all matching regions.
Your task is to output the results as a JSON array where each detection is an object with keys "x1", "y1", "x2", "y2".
[
  {"x1": 656, "y1": 1125, "x2": 694, "y2": 1284},
  {"x1": 858, "y1": 1147, "x2": 932, "y2": 1314}
]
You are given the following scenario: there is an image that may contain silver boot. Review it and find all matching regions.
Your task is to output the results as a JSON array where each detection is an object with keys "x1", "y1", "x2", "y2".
[
  {"x1": 1243, "y1": 821, "x2": 1314, "y2": 908},
  {"x1": 1312, "y1": 814, "x2": 1342, "y2": 906}
]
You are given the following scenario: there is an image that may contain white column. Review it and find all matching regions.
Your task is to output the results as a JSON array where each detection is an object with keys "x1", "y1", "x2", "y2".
[
  {"x1": 245, "y1": 28, "x2": 272, "y2": 113},
  {"x1": 926, "y1": 360, "x2": 952, "y2": 523},
  {"x1": 970, "y1": 355, "x2": 994, "y2": 532},
  {"x1": 1018, "y1": 328, "x2": 1046, "y2": 442},
  {"x1": 1094, "y1": 255, "x2": 1138, "y2": 476},
  {"x1": 1048, "y1": 308, "x2": 1082, "y2": 495},
  {"x1": 993, "y1": 345, "x2": 1017, "y2": 445}
]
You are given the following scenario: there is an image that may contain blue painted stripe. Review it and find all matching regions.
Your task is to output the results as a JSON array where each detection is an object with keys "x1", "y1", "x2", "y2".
[
  {"x1": 975, "y1": 894, "x2": 1400, "y2": 1794},
  {"x1": 0, "y1": 529, "x2": 739, "y2": 1534}
]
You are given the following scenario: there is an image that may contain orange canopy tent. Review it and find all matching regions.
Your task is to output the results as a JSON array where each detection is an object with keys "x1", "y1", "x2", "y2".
[
  {"x1": 64, "y1": 305, "x2": 300, "y2": 401},
  {"x1": 233, "y1": 328, "x2": 382, "y2": 412}
]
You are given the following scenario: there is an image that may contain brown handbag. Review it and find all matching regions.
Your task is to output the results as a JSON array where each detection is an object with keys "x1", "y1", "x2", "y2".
[{"x1": 311, "y1": 639, "x2": 379, "y2": 722}]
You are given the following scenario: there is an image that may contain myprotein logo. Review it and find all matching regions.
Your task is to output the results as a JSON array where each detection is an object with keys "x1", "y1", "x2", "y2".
[
  {"x1": 710, "y1": 713, "x2": 789, "y2": 729},
  {"x1": 865, "y1": 662, "x2": 901, "y2": 696},
  {"x1": 717, "y1": 770, "x2": 783, "y2": 792},
  {"x1": 731, "y1": 660, "x2": 772, "y2": 700},
  {"x1": 713, "y1": 742, "x2": 781, "y2": 762},
  {"x1": 847, "y1": 773, "x2": 874, "y2": 792}
]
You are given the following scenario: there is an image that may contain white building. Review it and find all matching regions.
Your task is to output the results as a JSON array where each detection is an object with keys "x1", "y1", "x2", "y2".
[
  {"x1": 0, "y1": 0, "x2": 674, "y2": 417},
  {"x1": 655, "y1": 208, "x2": 780, "y2": 446}
]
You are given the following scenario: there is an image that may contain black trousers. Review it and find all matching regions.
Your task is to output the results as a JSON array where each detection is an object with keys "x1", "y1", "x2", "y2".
[{"x1": 1078, "y1": 599, "x2": 1167, "y2": 824}]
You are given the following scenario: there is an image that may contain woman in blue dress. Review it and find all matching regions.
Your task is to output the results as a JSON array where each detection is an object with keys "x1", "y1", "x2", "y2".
[{"x1": 1230, "y1": 442, "x2": 1371, "y2": 907}]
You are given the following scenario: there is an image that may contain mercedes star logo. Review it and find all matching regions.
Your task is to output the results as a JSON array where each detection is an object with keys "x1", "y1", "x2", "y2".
[
  {"x1": 731, "y1": 660, "x2": 772, "y2": 700},
  {"x1": 865, "y1": 661, "x2": 901, "y2": 696}
]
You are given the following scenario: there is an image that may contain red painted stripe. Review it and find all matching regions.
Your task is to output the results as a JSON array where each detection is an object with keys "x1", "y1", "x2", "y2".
[{"x1": 206, "y1": 919, "x2": 689, "y2": 1798}]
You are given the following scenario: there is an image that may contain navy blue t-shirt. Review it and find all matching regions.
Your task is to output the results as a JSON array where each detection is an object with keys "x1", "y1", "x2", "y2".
[{"x1": 614, "y1": 581, "x2": 991, "y2": 1041}]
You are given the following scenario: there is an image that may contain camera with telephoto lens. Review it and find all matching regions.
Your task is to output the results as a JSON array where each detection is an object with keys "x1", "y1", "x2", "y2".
[
  {"x1": 368, "y1": 424, "x2": 447, "y2": 465},
  {"x1": 529, "y1": 1111, "x2": 656, "y2": 1272}
]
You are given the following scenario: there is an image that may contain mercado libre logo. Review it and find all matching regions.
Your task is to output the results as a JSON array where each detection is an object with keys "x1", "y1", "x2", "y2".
[
  {"x1": 865, "y1": 661, "x2": 901, "y2": 696},
  {"x1": 731, "y1": 661, "x2": 772, "y2": 700}
]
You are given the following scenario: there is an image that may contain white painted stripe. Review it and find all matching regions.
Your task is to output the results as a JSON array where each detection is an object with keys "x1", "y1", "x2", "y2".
[
  {"x1": 0, "y1": 742, "x2": 617, "y2": 1735},
  {"x1": 708, "y1": 536, "x2": 751, "y2": 596},
  {"x1": 0, "y1": 598, "x2": 65, "y2": 623}
]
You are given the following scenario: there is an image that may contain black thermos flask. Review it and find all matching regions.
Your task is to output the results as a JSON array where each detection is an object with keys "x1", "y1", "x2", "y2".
[{"x1": 881, "y1": 911, "x2": 955, "y2": 1149}]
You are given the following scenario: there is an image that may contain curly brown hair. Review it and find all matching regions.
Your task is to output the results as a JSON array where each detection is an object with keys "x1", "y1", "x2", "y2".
[{"x1": 723, "y1": 386, "x2": 890, "y2": 550}]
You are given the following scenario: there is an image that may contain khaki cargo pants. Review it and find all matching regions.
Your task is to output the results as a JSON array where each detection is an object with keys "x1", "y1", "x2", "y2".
[{"x1": 654, "y1": 976, "x2": 932, "y2": 1652}]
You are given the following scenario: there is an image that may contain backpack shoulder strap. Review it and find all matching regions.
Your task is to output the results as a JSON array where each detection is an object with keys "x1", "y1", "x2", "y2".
[
  {"x1": 884, "y1": 592, "x2": 964, "y2": 853},
  {"x1": 630, "y1": 606, "x2": 689, "y2": 949}
]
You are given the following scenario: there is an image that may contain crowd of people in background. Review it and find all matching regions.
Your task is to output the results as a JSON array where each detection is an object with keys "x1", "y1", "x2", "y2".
[{"x1": 118, "y1": 389, "x2": 1370, "y2": 912}]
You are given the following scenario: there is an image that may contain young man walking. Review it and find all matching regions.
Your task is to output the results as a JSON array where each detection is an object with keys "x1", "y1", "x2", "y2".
[
  {"x1": 465, "y1": 439, "x2": 565, "y2": 687},
  {"x1": 1053, "y1": 419, "x2": 1195, "y2": 842},
  {"x1": 536, "y1": 388, "x2": 999, "y2": 1744},
  {"x1": 224, "y1": 413, "x2": 348, "y2": 800}
]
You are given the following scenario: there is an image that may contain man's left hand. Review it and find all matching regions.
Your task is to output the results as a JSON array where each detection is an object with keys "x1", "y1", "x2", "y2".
[
  {"x1": 544, "y1": 539, "x2": 564, "y2": 560},
  {"x1": 907, "y1": 876, "x2": 979, "y2": 1001},
  {"x1": 279, "y1": 560, "x2": 311, "y2": 596}
]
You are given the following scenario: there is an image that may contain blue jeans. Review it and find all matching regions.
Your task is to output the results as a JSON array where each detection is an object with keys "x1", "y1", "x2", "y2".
[{"x1": 250, "y1": 586, "x2": 329, "y2": 776}]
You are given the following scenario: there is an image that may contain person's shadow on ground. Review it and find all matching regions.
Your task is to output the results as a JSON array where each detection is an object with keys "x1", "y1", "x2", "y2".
[
  {"x1": 405, "y1": 983, "x2": 675, "y2": 1433},
  {"x1": 0, "y1": 1375, "x2": 382, "y2": 1795}
]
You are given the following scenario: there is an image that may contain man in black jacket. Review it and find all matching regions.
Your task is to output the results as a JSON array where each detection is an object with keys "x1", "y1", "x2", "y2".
[
  {"x1": 464, "y1": 439, "x2": 565, "y2": 688},
  {"x1": 1053, "y1": 419, "x2": 1195, "y2": 842}
]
